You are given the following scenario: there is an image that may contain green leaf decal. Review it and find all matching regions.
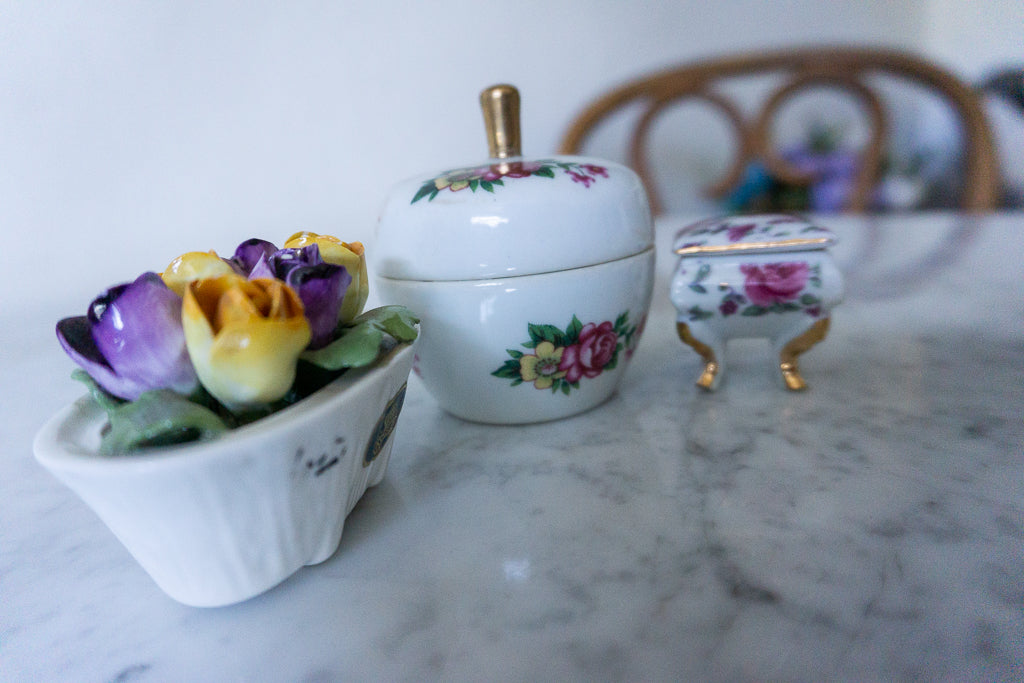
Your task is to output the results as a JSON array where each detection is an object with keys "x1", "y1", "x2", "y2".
[
  {"x1": 565, "y1": 315, "x2": 583, "y2": 343},
  {"x1": 528, "y1": 323, "x2": 564, "y2": 346},
  {"x1": 411, "y1": 183, "x2": 435, "y2": 204}
]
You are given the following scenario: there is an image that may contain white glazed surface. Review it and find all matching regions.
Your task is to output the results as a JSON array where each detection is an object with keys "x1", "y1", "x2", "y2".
[
  {"x1": 32, "y1": 343, "x2": 416, "y2": 607},
  {"x1": 376, "y1": 249, "x2": 654, "y2": 423},
  {"x1": 375, "y1": 155, "x2": 652, "y2": 281}
]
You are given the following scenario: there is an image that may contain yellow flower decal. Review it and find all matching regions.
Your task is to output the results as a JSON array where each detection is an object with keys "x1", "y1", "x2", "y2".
[
  {"x1": 518, "y1": 341, "x2": 566, "y2": 390},
  {"x1": 182, "y1": 274, "x2": 311, "y2": 408},
  {"x1": 284, "y1": 232, "x2": 368, "y2": 324},
  {"x1": 162, "y1": 251, "x2": 236, "y2": 297}
]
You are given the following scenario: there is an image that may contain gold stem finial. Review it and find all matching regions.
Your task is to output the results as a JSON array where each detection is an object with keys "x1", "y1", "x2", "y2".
[{"x1": 480, "y1": 84, "x2": 521, "y2": 160}]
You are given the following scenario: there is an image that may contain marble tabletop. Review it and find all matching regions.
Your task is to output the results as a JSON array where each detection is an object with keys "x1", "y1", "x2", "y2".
[{"x1": 2, "y1": 212, "x2": 1022, "y2": 682}]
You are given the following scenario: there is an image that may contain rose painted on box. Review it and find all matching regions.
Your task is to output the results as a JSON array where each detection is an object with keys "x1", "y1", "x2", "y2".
[
  {"x1": 684, "y1": 261, "x2": 823, "y2": 321},
  {"x1": 741, "y1": 262, "x2": 808, "y2": 306},
  {"x1": 492, "y1": 312, "x2": 639, "y2": 394},
  {"x1": 411, "y1": 159, "x2": 608, "y2": 203}
]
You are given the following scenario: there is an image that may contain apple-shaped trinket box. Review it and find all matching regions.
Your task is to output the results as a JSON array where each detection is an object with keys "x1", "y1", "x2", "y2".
[{"x1": 374, "y1": 85, "x2": 655, "y2": 423}]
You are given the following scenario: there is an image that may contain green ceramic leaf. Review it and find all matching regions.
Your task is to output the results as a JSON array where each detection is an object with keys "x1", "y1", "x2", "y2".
[
  {"x1": 303, "y1": 324, "x2": 384, "y2": 370},
  {"x1": 302, "y1": 306, "x2": 420, "y2": 370},
  {"x1": 99, "y1": 390, "x2": 229, "y2": 456},
  {"x1": 368, "y1": 305, "x2": 420, "y2": 342},
  {"x1": 71, "y1": 369, "x2": 125, "y2": 415}
]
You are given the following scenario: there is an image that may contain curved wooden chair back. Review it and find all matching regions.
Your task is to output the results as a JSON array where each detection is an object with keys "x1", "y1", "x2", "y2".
[{"x1": 559, "y1": 47, "x2": 999, "y2": 214}]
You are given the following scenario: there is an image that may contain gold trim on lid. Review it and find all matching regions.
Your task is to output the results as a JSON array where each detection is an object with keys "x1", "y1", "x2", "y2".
[
  {"x1": 674, "y1": 236, "x2": 832, "y2": 256},
  {"x1": 480, "y1": 84, "x2": 522, "y2": 164}
]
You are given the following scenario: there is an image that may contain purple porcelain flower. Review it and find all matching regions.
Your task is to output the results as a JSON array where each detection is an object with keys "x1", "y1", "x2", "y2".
[
  {"x1": 249, "y1": 244, "x2": 352, "y2": 349},
  {"x1": 230, "y1": 238, "x2": 279, "y2": 275},
  {"x1": 56, "y1": 273, "x2": 199, "y2": 400}
]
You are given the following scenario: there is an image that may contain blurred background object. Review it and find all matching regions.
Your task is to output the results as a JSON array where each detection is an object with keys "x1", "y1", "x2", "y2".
[
  {"x1": 980, "y1": 67, "x2": 1024, "y2": 208},
  {"x1": 2, "y1": 1, "x2": 1021, "y2": 314},
  {"x1": 559, "y1": 47, "x2": 999, "y2": 215},
  {"x1": 982, "y1": 68, "x2": 1024, "y2": 112}
]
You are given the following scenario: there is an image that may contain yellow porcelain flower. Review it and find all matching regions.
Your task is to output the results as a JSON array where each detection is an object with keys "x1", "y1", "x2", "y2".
[
  {"x1": 519, "y1": 341, "x2": 566, "y2": 390},
  {"x1": 182, "y1": 274, "x2": 311, "y2": 408},
  {"x1": 162, "y1": 251, "x2": 236, "y2": 297},
  {"x1": 284, "y1": 232, "x2": 368, "y2": 323}
]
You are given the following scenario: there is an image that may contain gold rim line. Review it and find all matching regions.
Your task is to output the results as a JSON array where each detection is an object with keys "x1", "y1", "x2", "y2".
[{"x1": 674, "y1": 237, "x2": 832, "y2": 256}]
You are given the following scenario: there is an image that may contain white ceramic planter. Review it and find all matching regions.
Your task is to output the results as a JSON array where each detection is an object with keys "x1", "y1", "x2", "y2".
[
  {"x1": 33, "y1": 343, "x2": 416, "y2": 607},
  {"x1": 375, "y1": 85, "x2": 655, "y2": 423},
  {"x1": 670, "y1": 214, "x2": 844, "y2": 390}
]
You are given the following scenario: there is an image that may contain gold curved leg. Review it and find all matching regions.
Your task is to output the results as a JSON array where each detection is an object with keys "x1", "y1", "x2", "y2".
[
  {"x1": 779, "y1": 318, "x2": 831, "y2": 391},
  {"x1": 677, "y1": 322, "x2": 719, "y2": 390}
]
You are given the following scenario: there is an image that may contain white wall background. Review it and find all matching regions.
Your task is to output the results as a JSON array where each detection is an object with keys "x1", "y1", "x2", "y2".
[{"x1": 2, "y1": 0, "x2": 1019, "y2": 315}]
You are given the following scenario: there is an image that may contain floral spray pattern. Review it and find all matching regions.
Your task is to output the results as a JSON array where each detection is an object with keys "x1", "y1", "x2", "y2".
[
  {"x1": 411, "y1": 159, "x2": 608, "y2": 204},
  {"x1": 684, "y1": 261, "x2": 824, "y2": 321},
  {"x1": 492, "y1": 312, "x2": 640, "y2": 394}
]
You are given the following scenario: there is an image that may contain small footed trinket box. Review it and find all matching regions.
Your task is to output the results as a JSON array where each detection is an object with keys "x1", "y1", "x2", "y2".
[{"x1": 670, "y1": 214, "x2": 843, "y2": 391}]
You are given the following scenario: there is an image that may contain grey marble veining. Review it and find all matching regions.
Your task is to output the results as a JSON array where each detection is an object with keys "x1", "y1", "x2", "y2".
[{"x1": 2, "y1": 213, "x2": 1022, "y2": 681}]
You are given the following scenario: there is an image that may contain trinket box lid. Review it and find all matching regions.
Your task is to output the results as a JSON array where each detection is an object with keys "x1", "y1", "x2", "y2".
[
  {"x1": 673, "y1": 214, "x2": 837, "y2": 256},
  {"x1": 375, "y1": 85, "x2": 653, "y2": 282}
]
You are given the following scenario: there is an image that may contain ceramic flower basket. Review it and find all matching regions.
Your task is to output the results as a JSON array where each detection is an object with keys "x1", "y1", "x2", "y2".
[{"x1": 33, "y1": 342, "x2": 415, "y2": 607}]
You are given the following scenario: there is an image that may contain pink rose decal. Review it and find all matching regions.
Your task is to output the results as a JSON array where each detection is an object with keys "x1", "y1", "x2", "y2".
[
  {"x1": 740, "y1": 262, "x2": 809, "y2": 306},
  {"x1": 559, "y1": 321, "x2": 618, "y2": 383},
  {"x1": 501, "y1": 161, "x2": 542, "y2": 178}
]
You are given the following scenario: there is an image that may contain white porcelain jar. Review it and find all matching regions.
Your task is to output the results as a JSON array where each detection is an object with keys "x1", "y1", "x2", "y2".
[
  {"x1": 375, "y1": 85, "x2": 655, "y2": 423},
  {"x1": 669, "y1": 214, "x2": 843, "y2": 390}
]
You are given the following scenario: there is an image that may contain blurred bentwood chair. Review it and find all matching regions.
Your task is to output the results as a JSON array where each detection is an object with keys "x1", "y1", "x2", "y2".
[{"x1": 559, "y1": 47, "x2": 1000, "y2": 214}]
